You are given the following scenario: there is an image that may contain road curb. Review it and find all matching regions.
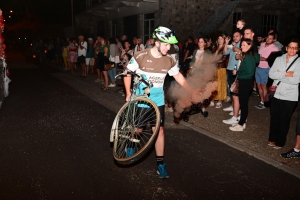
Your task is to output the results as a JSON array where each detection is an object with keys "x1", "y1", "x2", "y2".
[{"x1": 166, "y1": 115, "x2": 300, "y2": 180}]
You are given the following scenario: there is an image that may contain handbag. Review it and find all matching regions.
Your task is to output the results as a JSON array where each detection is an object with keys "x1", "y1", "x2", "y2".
[
  {"x1": 230, "y1": 76, "x2": 239, "y2": 93},
  {"x1": 230, "y1": 57, "x2": 243, "y2": 94},
  {"x1": 264, "y1": 56, "x2": 299, "y2": 105},
  {"x1": 104, "y1": 62, "x2": 114, "y2": 71},
  {"x1": 264, "y1": 85, "x2": 277, "y2": 103}
]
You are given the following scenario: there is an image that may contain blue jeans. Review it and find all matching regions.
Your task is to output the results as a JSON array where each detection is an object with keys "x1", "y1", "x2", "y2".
[{"x1": 108, "y1": 63, "x2": 117, "y2": 83}]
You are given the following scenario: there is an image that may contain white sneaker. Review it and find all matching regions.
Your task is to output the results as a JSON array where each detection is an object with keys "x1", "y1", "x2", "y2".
[
  {"x1": 229, "y1": 110, "x2": 241, "y2": 115},
  {"x1": 210, "y1": 101, "x2": 215, "y2": 107},
  {"x1": 223, "y1": 105, "x2": 233, "y2": 112},
  {"x1": 108, "y1": 83, "x2": 116, "y2": 87},
  {"x1": 232, "y1": 123, "x2": 246, "y2": 129},
  {"x1": 215, "y1": 102, "x2": 222, "y2": 108},
  {"x1": 222, "y1": 116, "x2": 239, "y2": 125},
  {"x1": 229, "y1": 124, "x2": 244, "y2": 131}
]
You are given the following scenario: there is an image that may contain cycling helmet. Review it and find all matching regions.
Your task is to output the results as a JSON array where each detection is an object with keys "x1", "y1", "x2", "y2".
[{"x1": 152, "y1": 26, "x2": 178, "y2": 44}]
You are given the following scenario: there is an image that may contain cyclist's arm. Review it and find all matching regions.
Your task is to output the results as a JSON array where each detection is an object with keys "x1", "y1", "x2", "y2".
[
  {"x1": 124, "y1": 57, "x2": 139, "y2": 101},
  {"x1": 173, "y1": 72, "x2": 190, "y2": 90}
]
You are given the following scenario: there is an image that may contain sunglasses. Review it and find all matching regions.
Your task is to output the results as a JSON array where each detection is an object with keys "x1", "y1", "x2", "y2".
[
  {"x1": 287, "y1": 46, "x2": 299, "y2": 50},
  {"x1": 156, "y1": 30, "x2": 175, "y2": 38}
]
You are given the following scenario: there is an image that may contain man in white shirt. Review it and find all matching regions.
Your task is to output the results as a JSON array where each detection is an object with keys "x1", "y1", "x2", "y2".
[{"x1": 78, "y1": 35, "x2": 88, "y2": 77}]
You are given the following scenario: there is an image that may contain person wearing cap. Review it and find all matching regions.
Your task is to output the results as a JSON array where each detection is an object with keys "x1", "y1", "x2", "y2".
[
  {"x1": 123, "y1": 26, "x2": 191, "y2": 178},
  {"x1": 78, "y1": 35, "x2": 88, "y2": 77},
  {"x1": 86, "y1": 38, "x2": 95, "y2": 75}
]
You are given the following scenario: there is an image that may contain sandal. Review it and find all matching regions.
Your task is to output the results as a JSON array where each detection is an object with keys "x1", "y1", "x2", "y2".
[{"x1": 102, "y1": 87, "x2": 108, "y2": 91}]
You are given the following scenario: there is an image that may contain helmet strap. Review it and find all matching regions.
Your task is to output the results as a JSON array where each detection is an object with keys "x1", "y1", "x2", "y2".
[{"x1": 156, "y1": 41, "x2": 165, "y2": 56}]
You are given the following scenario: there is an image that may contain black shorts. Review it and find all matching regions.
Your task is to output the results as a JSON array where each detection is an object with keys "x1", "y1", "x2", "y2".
[
  {"x1": 136, "y1": 105, "x2": 165, "y2": 127},
  {"x1": 227, "y1": 70, "x2": 236, "y2": 86},
  {"x1": 228, "y1": 70, "x2": 237, "y2": 96},
  {"x1": 78, "y1": 55, "x2": 86, "y2": 64}
]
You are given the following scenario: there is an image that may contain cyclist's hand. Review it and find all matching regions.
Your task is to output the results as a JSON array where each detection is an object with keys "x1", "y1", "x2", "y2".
[
  {"x1": 193, "y1": 88, "x2": 205, "y2": 95},
  {"x1": 187, "y1": 69, "x2": 193, "y2": 77}
]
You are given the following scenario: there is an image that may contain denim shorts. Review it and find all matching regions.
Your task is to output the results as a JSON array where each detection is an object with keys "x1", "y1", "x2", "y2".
[{"x1": 255, "y1": 67, "x2": 270, "y2": 84}]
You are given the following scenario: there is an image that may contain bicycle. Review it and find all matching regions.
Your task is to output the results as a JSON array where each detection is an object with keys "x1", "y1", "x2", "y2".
[{"x1": 110, "y1": 71, "x2": 161, "y2": 165}]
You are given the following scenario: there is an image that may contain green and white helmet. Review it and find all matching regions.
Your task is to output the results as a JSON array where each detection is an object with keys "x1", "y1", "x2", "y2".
[{"x1": 152, "y1": 26, "x2": 178, "y2": 44}]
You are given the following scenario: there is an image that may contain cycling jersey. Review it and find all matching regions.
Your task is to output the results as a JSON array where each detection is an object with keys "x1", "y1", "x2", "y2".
[{"x1": 126, "y1": 48, "x2": 179, "y2": 106}]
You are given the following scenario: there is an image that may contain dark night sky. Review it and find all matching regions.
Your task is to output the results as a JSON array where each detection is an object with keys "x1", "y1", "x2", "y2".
[{"x1": 0, "y1": 0, "x2": 85, "y2": 25}]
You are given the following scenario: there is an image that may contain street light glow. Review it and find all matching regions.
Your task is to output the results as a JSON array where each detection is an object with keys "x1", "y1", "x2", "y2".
[
  {"x1": 8, "y1": 16, "x2": 11, "y2": 18},
  {"x1": 10, "y1": 10, "x2": 13, "y2": 13}
]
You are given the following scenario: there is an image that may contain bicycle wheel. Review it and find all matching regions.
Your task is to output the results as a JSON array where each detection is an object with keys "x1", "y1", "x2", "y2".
[{"x1": 112, "y1": 97, "x2": 160, "y2": 165}]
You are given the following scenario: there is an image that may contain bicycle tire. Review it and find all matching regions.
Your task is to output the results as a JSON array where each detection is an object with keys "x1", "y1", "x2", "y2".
[{"x1": 112, "y1": 97, "x2": 160, "y2": 165}]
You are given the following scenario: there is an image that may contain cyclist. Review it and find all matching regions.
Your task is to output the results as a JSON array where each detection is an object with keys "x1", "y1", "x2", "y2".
[{"x1": 123, "y1": 26, "x2": 191, "y2": 178}]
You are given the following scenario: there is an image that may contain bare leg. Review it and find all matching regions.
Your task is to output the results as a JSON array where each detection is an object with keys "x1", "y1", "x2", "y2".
[
  {"x1": 154, "y1": 127, "x2": 164, "y2": 156},
  {"x1": 102, "y1": 71, "x2": 109, "y2": 89},
  {"x1": 232, "y1": 95, "x2": 240, "y2": 117},
  {"x1": 81, "y1": 64, "x2": 85, "y2": 76},
  {"x1": 260, "y1": 84, "x2": 267, "y2": 103},
  {"x1": 83, "y1": 63, "x2": 87, "y2": 76},
  {"x1": 97, "y1": 69, "x2": 101, "y2": 79},
  {"x1": 100, "y1": 71, "x2": 104, "y2": 80},
  {"x1": 70, "y1": 63, "x2": 74, "y2": 73},
  {"x1": 257, "y1": 83, "x2": 263, "y2": 102},
  {"x1": 86, "y1": 65, "x2": 89, "y2": 76}
]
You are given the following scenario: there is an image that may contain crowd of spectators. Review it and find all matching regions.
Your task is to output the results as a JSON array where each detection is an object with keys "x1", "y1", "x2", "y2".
[{"x1": 28, "y1": 20, "x2": 300, "y2": 159}]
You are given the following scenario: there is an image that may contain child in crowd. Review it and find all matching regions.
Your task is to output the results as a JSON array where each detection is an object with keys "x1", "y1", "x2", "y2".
[
  {"x1": 119, "y1": 52, "x2": 132, "y2": 71},
  {"x1": 118, "y1": 53, "x2": 132, "y2": 97},
  {"x1": 236, "y1": 19, "x2": 246, "y2": 35}
]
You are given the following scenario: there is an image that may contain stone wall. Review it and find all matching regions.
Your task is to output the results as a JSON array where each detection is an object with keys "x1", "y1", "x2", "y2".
[
  {"x1": 159, "y1": 0, "x2": 225, "y2": 41},
  {"x1": 74, "y1": 0, "x2": 226, "y2": 41},
  {"x1": 75, "y1": 15, "x2": 98, "y2": 37},
  {"x1": 74, "y1": 0, "x2": 300, "y2": 43}
]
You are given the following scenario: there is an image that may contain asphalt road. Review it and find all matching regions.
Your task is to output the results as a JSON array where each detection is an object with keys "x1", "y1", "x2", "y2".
[{"x1": 0, "y1": 51, "x2": 300, "y2": 199}]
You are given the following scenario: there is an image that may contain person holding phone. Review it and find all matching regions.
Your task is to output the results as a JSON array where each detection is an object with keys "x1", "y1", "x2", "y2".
[{"x1": 134, "y1": 37, "x2": 145, "y2": 55}]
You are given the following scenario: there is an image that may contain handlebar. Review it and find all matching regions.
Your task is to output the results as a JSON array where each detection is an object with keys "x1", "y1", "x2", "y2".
[
  {"x1": 134, "y1": 74, "x2": 152, "y2": 88},
  {"x1": 115, "y1": 71, "x2": 152, "y2": 88}
]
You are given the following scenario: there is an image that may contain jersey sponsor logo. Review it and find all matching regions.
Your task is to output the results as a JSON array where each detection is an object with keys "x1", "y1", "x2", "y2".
[
  {"x1": 146, "y1": 60, "x2": 152, "y2": 63},
  {"x1": 136, "y1": 51, "x2": 148, "y2": 59},
  {"x1": 161, "y1": 69, "x2": 168, "y2": 72},
  {"x1": 148, "y1": 76, "x2": 165, "y2": 84},
  {"x1": 146, "y1": 68, "x2": 154, "y2": 70}
]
